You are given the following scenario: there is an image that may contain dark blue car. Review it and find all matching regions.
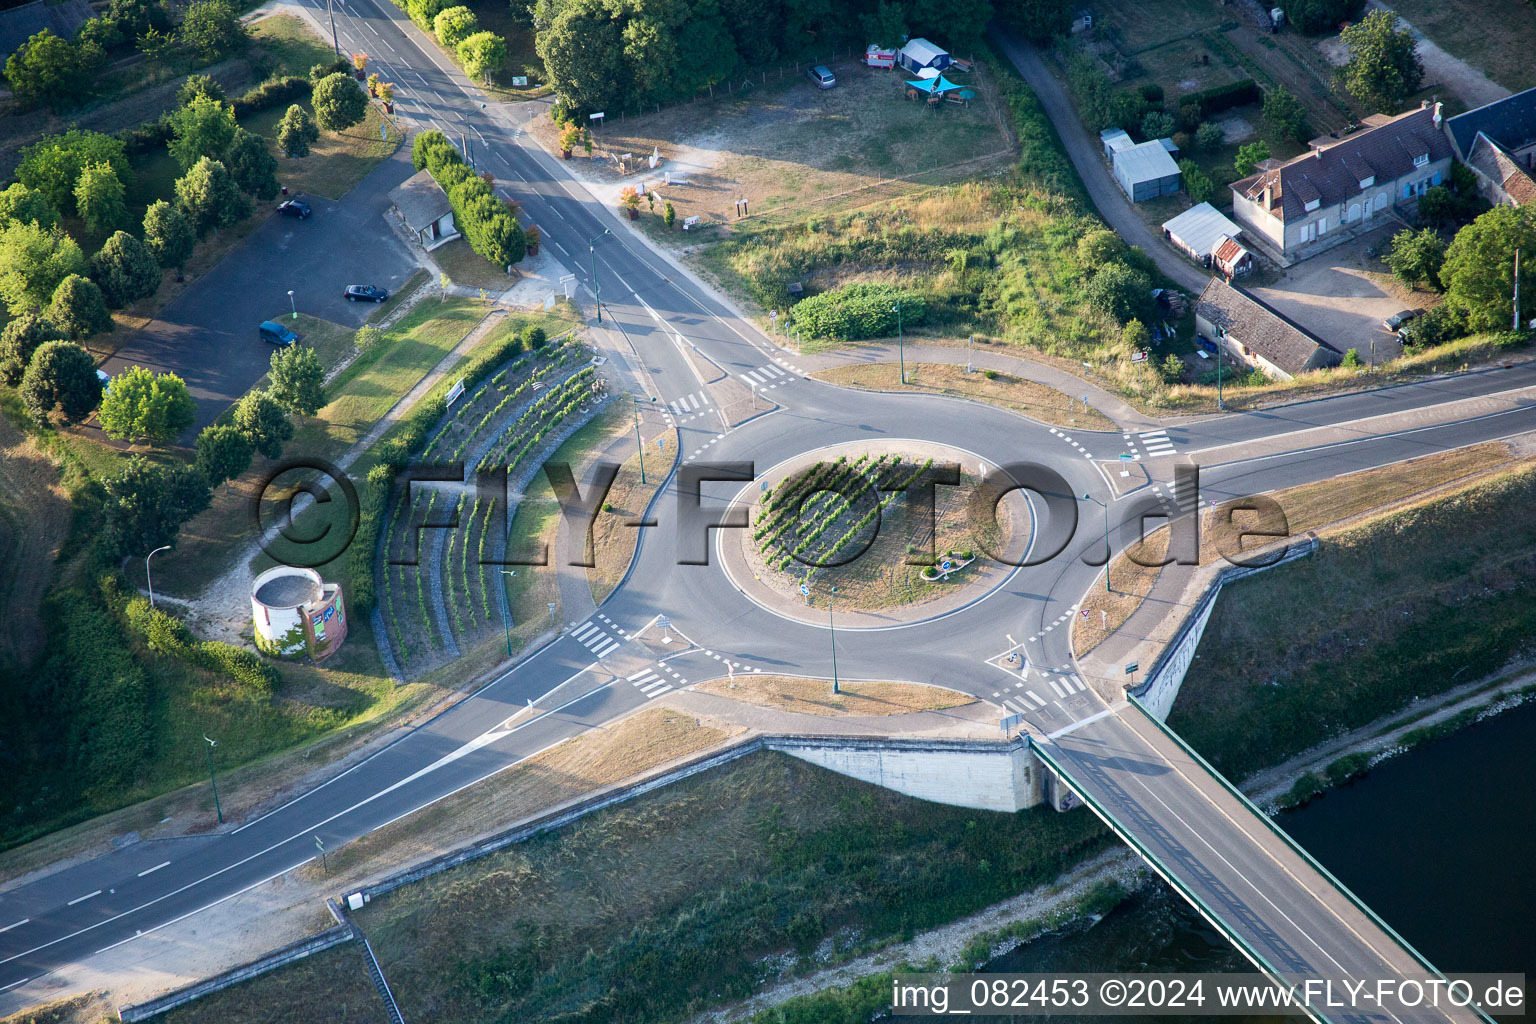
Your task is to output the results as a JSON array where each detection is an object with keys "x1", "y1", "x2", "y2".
[{"x1": 260, "y1": 320, "x2": 298, "y2": 346}]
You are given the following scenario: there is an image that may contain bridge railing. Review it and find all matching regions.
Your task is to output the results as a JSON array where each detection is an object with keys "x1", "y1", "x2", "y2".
[
  {"x1": 1026, "y1": 739, "x2": 1289, "y2": 990},
  {"x1": 1125, "y1": 694, "x2": 1496, "y2": 1024}
]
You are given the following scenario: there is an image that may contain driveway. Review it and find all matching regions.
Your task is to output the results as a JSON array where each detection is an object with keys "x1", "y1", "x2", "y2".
[
  {"x1": 1247, "y1": 225, "x2": 1423, "y2": 364},
  {"x1": 990, "y1": 29, "x2": 1213, "y2": 296},
  {"x1": 100, "y1": 145, "x2": 420, "y2": 435}
]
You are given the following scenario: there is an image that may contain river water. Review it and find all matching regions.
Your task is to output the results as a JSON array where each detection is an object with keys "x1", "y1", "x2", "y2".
[{"x1": 972, "y1": 698, "x2": 1536, "y2": 1021}]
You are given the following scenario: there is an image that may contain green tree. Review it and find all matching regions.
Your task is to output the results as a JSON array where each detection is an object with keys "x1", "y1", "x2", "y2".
[
  {"x1": 16, "y1": 129, "x2": 131, "y2": 216},
  {"x1": 1234, "y1": 140, "x2": 1271, "y2": 177},
  {"x1": 1339, "y1": 9, "x2": 1422, "y2": 112},
  {"x1": 1178, "y1": 159, "x2": 1215, "y2": 204},
  {"x1": 1003, "y1": 0, "x2": 1070, "y2": 42},
  {"x1": 0, "y1": 183, "x2": 61, "y2": 230},
  {"x1": 224, "y1": 128, "x2": 280, "y2": 199},
  {"x1": 49, "y1": 274, "x2": 113, "y2": 339},
  {"x1": 1076, "y1": 228, "x2": 1127, "y2": 268},
  {"x1": 537, "y1": 1, "x2": 627, "y2": 114},
  {"x1": 1121, "y1": 317, "x2": 1150, "y2": 351},
  {"x1": 859, "y1": 0, "x2": 906, "y2": 46},
  {"x1": 98, "y1": 365, "x2": 196, "y2": 444},
  {"x1": 407, "y1": 0, "x2": 450, "y2": 29},
  {"x1": 0, "y1": 312, "x2": 63, "y2": 386},
  {"x1": 434, "y1": 5, "x2": 479, "y2": 47},
  {"x1": 1261, "y1": 87, "x2": 1309, "y2": 144},
  {"x1": 1341, "y1": 347, "x2": 1362, "y2": 367},
  {"x1": 0, "y1": 221, "x2": 87, "y2": 314},
  {"x1": 195, "y1": 423, "x2": 253, "y2": 488},
  {"x1": 101, "y1": 458, "x2": 211, "y2": 560},
  {"x1": 1383, "y1": 227, "x2": 1446, "y2": 291},
  {"x1": 91, "y1": 230, "x2": 161, "y2": 308},
  {"x1": 176, "y1": 73, "x2": 226, "y2": 107},
  {"x1": 174, "y1": 157, "x2": 251, "y2": 235},
  {"x1": 3, "y1": 29, "x2": 91, "y2": 111},
  {"x1": 1194, "y1": 121, "x2": 1224, "y2": 151},
  {"x1": 476, "y1": 210, "x2": 526, "y2": 267},
  {"x1": 354, "y1": 323, "x2": 383, "y2": 350},
  {"x1": 276, "y1": 104, "x2": 320, "y2": 158},
  {"x1": 142, "y1": 200, "x2": 197, "y2": 272},
  {"x1": 1161, "y1": 352, "x2": 1185, "y2": 382},
  {"x1": 267, "y1": 343, "x2": 326, "y2": 415},
  {"x1": 1281, "y1": 0, "x2": 1365, "y2": 34},
  {"x1": 412, "y1": 129, "x2": 455, "y2": 171},
  {"x1": 312, "y1": 72, "x2": 367, "y2": 132},
  {"x1": 1442, "y1": 205, "x2": 1536, "y2": 332},
  {"x1": 1140, "y1": 110, "x2": 1175, "y2": 140},
  {"x1": 1084, "y1": 261, "x2": 1150, "y2": 324},
  {"x1": 178, "y1": 0, "x2": 246, "y2": 62},
  {"x1": 663, "y1": 200, "x2": 675, "y2": 229},
  {"x1": 232, "y1": 389, "x2": 294, "y2": 459},
  {"x1": 457, "y1": 31, "x2": 507, "y2": 83},
  {"x1": 19, "y1": 340, "x2": 101, "y2": 423},
  {"x1": 74, "y1": 161, "x2": 128, "y2": 235},
  {"x1": 168, "y1": 94, "x2": 238, "y2": 171}
]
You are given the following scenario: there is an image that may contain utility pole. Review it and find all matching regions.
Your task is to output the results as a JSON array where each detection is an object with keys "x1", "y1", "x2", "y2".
[
  {"x1": 829, "y1": 586, "x2": 840, "y2": 694},
  {"x1": 892, "y1": 303, "x2": 905, "y2": 383},
  {"x1": 966, "y1": 332, "x2": 974, "y2": 374},
  {"x1": 146, "y1": 545, "x2": 171, "y2": 608},
  {"x1": 1515, "y1": 248, "x2": 1522, "y2": 332},
  {"x1": 588, "y1": 229, "x2": 609, "y2": 323},
  {"x1": 499, "y1": 570, "x2": 517, "y2": 656},
  {"x1": 631, "y1": 395, "x2": 653, "y2": 483},
  {"x1": 203, "y1": 735, "x2": 223, "y2": 824},
  {"x1": 1216, "y1": 330, "x2": 1225, "y2": 411},
  {"x1": 326, "y1": 0, "x2": 339, "y2": 55},
  {"x1": 1083, "y1": 493, "x2": 1110, "y2": 592}
]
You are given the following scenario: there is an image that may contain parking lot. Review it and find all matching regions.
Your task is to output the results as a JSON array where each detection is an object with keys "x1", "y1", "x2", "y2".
[
  {"x1": 1248, "y1": 226, "x2": 1427, "y2": 366},
  {"x1": 100, "y1": 147, "x2": 421, "y2": 435}
]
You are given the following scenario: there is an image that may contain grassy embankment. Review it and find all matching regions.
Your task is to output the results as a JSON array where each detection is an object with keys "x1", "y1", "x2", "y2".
[
  {"x1": 155, "y1": 752, "x2": 1109, "y2": 1024},
  {"x1": 1171, "y1": 460, "x2": 1536, "y2": 781}
]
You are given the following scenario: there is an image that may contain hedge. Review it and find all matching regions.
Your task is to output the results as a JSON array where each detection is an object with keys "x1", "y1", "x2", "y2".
[
  {"x1": 414, "y1": 130, "x2": 526, "y2": 268},
  {"x1": 1185, "y1": 79, "x2": 1261, "y2": 118},
  {"x1": 232, "y1": 75, "x2": 312, "y2": 118},
  {"x1": 350, "y1": 463, "x2": 392, "y2": 615},
  {"x1": 785, "y1": 283, "x2": 927, "y2": 341},
  {"x1": 124, "y1": 598, "x2": 280, "y2": 698}
]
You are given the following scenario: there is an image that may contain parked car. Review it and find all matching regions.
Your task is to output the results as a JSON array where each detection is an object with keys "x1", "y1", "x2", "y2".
[
  {"x1": 259, "y1": 320, "x2": 299, "y2": 346},
  {"x1": 1382, "y1": 308, "x2": 1425, "y2": 331},
  {"x1": 344, "y1": 284, "x2": 390, "y2": 303},
  {"x1": 96, "y1": 369, "x2": 111, "y2": 395},
  {"x1": 277, "y1": 199, "x2": 312, "y2": 220},
  {"x1": 807, "y1": 65, "x2": 836, "y2": 89}
]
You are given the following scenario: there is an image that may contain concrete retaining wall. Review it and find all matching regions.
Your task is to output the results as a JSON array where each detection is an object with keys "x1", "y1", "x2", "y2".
[
  {"x1": 765, "y1": 735, "x2": 1045, "y2": 811},
  {"x1": 1135, "y1": 537, "x2": 1319, "y2": 720},
  {"x1": 118, "y1": 925, "x2": 355, "y2": 1022}
]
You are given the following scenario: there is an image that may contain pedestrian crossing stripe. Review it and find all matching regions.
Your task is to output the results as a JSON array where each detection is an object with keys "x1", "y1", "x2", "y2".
[{"x1": 571, "y1": 622, "x2": 599, "y2": 641}]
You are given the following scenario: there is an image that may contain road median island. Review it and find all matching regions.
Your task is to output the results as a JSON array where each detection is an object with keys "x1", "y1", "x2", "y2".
[
  {"x1": 588, "y1": 420, "x2": 677, "y2": 605},
  {"x1": 692, "y1": 675, "x2": 975, "y2": 718}
]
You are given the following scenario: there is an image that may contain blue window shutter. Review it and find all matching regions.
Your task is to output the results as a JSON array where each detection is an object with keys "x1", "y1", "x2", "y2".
[
  {"x1": 1432, "y1": 170, "x2": 1443, "y2": 186},
  {"x1": 1403, "y1": 183, "x2": 1411, "y2": 199}
]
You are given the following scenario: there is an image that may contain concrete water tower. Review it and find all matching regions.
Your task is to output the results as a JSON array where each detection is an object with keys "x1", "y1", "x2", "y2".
[{"x1": 250, "y1": 566, "x2": 348, "y2": 660}]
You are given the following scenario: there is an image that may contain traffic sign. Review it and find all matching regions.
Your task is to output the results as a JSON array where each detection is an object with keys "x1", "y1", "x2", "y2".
[
  {"x1": 800, "y1": 584, "x2": 810, "y2": 596},
  {"x1": 1119, "y1": 453, "x2": 1132, "y2": 461},
  {"x1": 1124, "y1": 662, "x2": 1139, "y2": 674},
  {"x1": 941, "y1": 560, "x2": 952, "y2": 571}
]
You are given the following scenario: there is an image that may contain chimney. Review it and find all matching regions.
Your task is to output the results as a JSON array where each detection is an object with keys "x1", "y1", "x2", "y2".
[
  {"x1": 1433, "y1": 100, "x2": 1443, "y2": 128},
  {"x1": 1262, "y1": 184, "x2": 1273, "y2": 209}
]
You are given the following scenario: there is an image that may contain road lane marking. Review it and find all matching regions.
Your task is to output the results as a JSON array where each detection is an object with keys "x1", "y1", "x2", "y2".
[
  {"x1": 0, "y1": 920, "x2": 27, "y2": 934},
  {"x1": 0, "y1": 977, "x2": 29, "y2": 993},
  {"x1": 137, "y1": 862, "x2": 171, "y2": 878},
  {"x1": 67, "y1": 891, "x2": 102, "y2": 906}
]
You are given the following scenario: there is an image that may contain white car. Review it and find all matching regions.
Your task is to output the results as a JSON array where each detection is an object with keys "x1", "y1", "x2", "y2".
[{"x1": 96, "y1": 369, "x2": 111, "y2": 395}]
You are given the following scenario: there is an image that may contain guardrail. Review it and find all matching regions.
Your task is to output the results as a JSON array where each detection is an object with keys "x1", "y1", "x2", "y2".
[{"x1": 1125, "y1": 694, "x2": 1495, "y2": 1024}]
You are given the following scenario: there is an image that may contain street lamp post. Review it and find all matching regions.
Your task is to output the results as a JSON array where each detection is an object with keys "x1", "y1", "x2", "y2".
[
  {"x1": 287, "y1": 289, "x2": 297, "y2": 320},
  {"x1": 966, "y1": 332, "x2": 974, "y2": 374},
  {"x1": 1215, "y1": 330, "x2": 1224, "y2": 411},
  {"x1": 326, "y1": 0, "x2": 339, "y2": 54},
  {"x1": 146, "y1": 544, "x2": 171, "y2": 608},
  {"x1": 829, "y1": 585, "x2": 840, "y2": 695},
  {"x1": 203, "y1": 735, "x2": 223, "y2": 824},
  {"x1": 892, "y1": 303, "x2": 905, "y2": 383},
  {"x1": 588, "y1": 229, "x2": 610, "y2": 323},
  {"x1": 631, "y1": 394, "x2": 654, "y2": 484},
  {"x1": 1082, "y1": 493, "x2": 1110, "y2": 592},
  {"x1": 500, "y1": 570, "x2": 517, "y2": 656}
]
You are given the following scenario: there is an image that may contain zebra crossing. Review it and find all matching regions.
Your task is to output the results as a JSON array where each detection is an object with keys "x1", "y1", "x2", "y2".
[
  {"x1": 994, "y1": 670, "x2": 1088, "y2": 714},
  {"x1": 1135, "y1": 429, "x2": 1178, "y2": 458},
  {"x1": 625, "y1": 668, "x2": 674, "y2": 699},
  {"x1": 568, "y1": 619, "x2": 623, "y2": 659},
  {"x1": 667, "y1": 390, "x2": 713, "y2": 422},
  {"x1": 738, "y1": 363, "x2": 793, "y2": 390},
  {"x1": 1148, "y1": 472, "x2": 1199, "y2": 516}
]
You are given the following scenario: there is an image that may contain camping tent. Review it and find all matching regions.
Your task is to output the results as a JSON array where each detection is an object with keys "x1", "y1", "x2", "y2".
[
  {"x1": 906, "y1": 76, "x2": 963, "y2": 95},
  {"x1": 898, "y1": 37, "x2": 951, "y2": 75}
]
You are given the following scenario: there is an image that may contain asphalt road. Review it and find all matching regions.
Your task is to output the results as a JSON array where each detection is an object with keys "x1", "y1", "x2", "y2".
[
  {"x1": 99, "y1": 146, "x2": 420, "y2": 435},
  {"x1": 0, "y1": 5, "x2": 1522, "y2": 1012}
]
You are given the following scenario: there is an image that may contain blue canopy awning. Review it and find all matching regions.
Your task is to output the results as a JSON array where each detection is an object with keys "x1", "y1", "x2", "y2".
[{"x1": 906, "y1": 75, "x2": 962, "y2": 94}]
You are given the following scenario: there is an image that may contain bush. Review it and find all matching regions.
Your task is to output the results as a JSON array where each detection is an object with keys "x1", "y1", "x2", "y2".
[
  {"x1": 522, "y1": 325, "x2": 547, "y2": 349},
  {"x1": 118, "y1": 115, "x2": 175, "y2": 157},
  {"x1": 785, "y1": 283, "x2": 927, "y2": 340},
  {"x1": 349, "y1": 463, "x2": 392, "y2": 615},
  {"x1": 434, "y1": 5, "x2": 478, "y2": 47},
  {"x1": 124, "y1": 598, "x2": 278, "y2": 697},
  {"x1": 407, "y1": 0, "x2": 450, "y2": 31},
  {"x1": 1195, "y1": 121, "x2": 1224, "y2": 151},
  {"x1": 231, "y1": 75, "x2": 311, "y2": 118},
  {"x1": 1185, "y1": 78, "x2": 1261, "y2": 118},
  {"x1": 1398, "y1": 303, "x2": 1465, "y2": 348},
  {"x1": 1140, "y1": 110, "x2": 1175, "y2": 140},
  {"x1": 1282, "y1": 0, "x2": 1366, "y2": 35},
  {"x1": 1139, "y1": 83, "x2": 1164, "y2": 104},
  {"x1": 309, "y1": 58, "x2": 350, "y2": 82},
  {"x1": 1084, "y1": 261, "x2": 1150, "y2": 324}
]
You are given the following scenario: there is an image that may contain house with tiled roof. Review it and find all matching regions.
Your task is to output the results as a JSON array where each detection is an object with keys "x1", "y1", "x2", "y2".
[
  {"x1": 1194, "y1": 278, "x2": 1341, "y2": 380},
  {"x1": 1444, "y1": 88, "x2": 1536, "y2": 208},
  {"x1": 1228, "y1": 103, "x2": 1453, "y2": 261}
]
